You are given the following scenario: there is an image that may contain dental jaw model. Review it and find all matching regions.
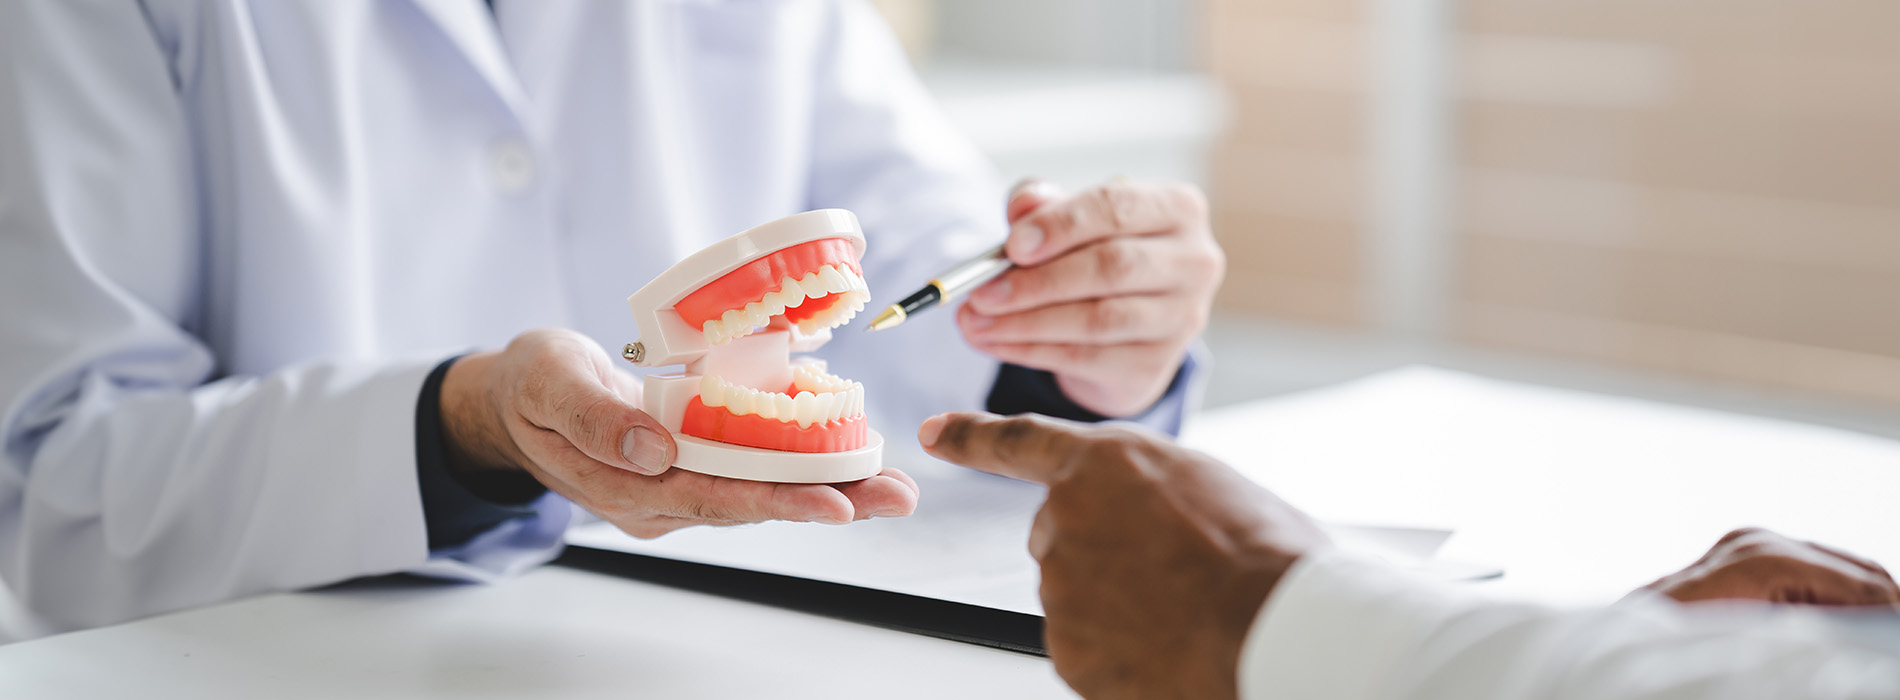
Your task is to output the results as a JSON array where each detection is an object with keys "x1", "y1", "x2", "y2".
[{"x1": 623, "y1": 210, "x2": 883, "y2": 483}]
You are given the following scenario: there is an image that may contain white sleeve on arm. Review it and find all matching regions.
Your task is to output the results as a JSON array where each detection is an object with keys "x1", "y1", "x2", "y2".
[
  {"x1": 1240, "y1": 551, "x2": 1900, "y2": 700},
  {"x1": 0, "y1": 1, "x2": 431, "y2": 636}
]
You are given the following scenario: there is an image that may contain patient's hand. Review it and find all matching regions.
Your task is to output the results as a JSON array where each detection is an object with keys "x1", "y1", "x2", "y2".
[
  {"x1": 441, "y1": 328, "x2": 918, "y2": 537},
  {"x1": 1646, "y1": 528, "x2": 1900, "y2": 606},
  {"x1": 920, "y1": 411, "x2": 1327, "y2": 700}
]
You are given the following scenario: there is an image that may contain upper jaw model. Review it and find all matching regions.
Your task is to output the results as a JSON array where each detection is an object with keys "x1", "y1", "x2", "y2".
[{"x1": 624, "y1": 210, "x2": 884, "y2": 483}]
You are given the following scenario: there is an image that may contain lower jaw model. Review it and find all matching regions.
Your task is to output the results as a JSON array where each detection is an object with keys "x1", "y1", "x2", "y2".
[{"x1": 624, "y1": 211, "x2": 886, "y2": 483}]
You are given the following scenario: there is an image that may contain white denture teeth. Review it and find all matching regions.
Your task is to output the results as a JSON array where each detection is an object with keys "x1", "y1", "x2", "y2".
[
  {"x1": 698, "y1": 263, "x2": 871, "y2": 346},
  {"x1": 817, "y1": 266, "x2": 848, "y2": 294},
  {"x1": 700, "y1": 369, "x2": 866, "y2": 427},
  {"x1": 800, "y1": 270, "x2": 828, "y2": 299}
]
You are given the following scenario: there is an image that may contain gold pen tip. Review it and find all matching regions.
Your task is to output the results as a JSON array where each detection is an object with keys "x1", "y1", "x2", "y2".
[{"x1": 866, "y1": 305, "x2": 906, "y2": 332}]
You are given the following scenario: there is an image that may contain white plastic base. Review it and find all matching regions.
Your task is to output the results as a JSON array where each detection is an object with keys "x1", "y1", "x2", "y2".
[{"x1": 668, "y1": 430, "x2": 885, "y2": 484}]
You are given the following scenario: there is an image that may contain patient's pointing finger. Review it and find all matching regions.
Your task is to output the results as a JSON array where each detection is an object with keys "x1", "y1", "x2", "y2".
[{"x1": 919, "y1": 412, "x2": 1077, "y2": 484}]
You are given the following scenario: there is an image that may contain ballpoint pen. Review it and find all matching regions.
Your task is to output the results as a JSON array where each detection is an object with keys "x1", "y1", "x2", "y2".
[{"x1": 865, "y1": 242, "x2": 1012, "y2": 332}]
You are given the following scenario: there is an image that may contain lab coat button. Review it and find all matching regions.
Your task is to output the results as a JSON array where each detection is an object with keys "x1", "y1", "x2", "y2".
[{"x1": 488, "y1": 140, "x2": 536, "y2": 193}]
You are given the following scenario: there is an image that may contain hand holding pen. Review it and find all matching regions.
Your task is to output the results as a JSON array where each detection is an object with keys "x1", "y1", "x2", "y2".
[{"x1": 870, "y1": 179, "x2": 1224, "y2": 418}]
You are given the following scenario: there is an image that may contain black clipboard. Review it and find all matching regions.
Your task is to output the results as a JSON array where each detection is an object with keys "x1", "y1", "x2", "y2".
[{"x1": 554, "y1": 545, "x2": 1048, "y2": 656}]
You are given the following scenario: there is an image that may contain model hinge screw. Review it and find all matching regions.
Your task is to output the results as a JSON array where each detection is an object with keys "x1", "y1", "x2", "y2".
[{"x1": 622, "y1": 342, "x2": 645, "y2": 363}]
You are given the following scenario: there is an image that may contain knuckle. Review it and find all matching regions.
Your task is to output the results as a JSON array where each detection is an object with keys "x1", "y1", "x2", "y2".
[
  {"x1": 568, "y1": 395, "x2": 623, "y2": 449},
  {"x1": 680, "y1": 498, "x2": 736, "y2": 523},
  {"x1": 1085, "y1": 298, "x2": 1138, "y2": 336},
  {"x1": 506, "y1": 329, "x2": 551, "y2": 353},
  {"x1": 1076, "y1": 435, "x2": 1138, "y2": 468},
  {"x1": 1093, "y1": 425, "x2": 1150, "y2": 445},
  {"x1": 1009, "y1": 269, "x2": 1048, "y2": 306},
  {"x1": 1059, "y1": 344, "x2": 1100, "y2": 366},
  {"x1": 1096, "y1": 184, "x2": 1143, "y2": 230},
  {"x1": 1171, "y1": 182, "x2": 1210, "y2": 219},
  {"x1": 1049, "y1": 654, "x2": 1097, "y2": 692},
  {"x1": 1038, "y1": 206, "x2": 1081, "y2": 244},
  {"x1": 1193, "y1": 239, "x2": 1227, "y2": 282},
  {"x1": 989, "y1": 416, "x2": 1048, "y2": 462},
  {"x1": 1092, "y1": 240, "x2": 1140, "y2": 287},
  {"x1": 517, "y1": 328, "x2": 577, "y2": 358}
]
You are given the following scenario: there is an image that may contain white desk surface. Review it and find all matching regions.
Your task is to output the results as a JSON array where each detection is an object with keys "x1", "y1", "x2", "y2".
[
  {"x1": 1182, "y1": 367, "x2": 1900, "y2": 605},
  {"x1": 5, "y1": 366, "x2": 1898, "y2": 697},
  {"x1": 0, "y1": 565, "x2": 1073, "y2": 699}
]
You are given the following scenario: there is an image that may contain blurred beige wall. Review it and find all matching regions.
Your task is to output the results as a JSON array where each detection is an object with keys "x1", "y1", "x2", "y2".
[
  {"x1": 1204, "y1": 1, "x2": 1370, "y2": 325},
  {"x1": 1207, "y1": 0, "x2": 1900, "y2": 403}
]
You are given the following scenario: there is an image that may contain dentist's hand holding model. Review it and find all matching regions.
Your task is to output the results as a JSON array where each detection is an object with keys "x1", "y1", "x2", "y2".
[{"x1": 438, "y1": 329, "x2": 920, "y2": 539}]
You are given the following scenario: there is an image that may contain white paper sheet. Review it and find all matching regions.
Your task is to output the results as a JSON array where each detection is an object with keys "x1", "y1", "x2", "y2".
[
  {"x1": 566, "y1": 469, "x2": 1461, "y2": 615},
  {"x1": 568, "y1": 470, "x2": 1050, "y2": 614}
]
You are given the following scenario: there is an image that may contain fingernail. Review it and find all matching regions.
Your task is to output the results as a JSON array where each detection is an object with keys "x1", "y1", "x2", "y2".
[
  {"x1": 918, "y1": 415, "x2": 947, "y2": 448},
  {"x1": 870, "y1": 507, "x2": 908, "y2": 518},
  {"x1": 622, "y1": 426, "x2": 668, "y2": 475},
  {"x1": 814, "y1": 514, "x2": 849, "y2": 525},
  {"x1": 1012, "y1": 223, "x2": 1044, "y2": 258},
  {"x1": 973, "y1": 278, "x2": 1010, "y2": 306},
  {"x1": 1009, "y1": 179, "x2": 1058, "y2": 201},
  {"x1": 964, "y1": 312, "x2": 994, "y2": 330}
]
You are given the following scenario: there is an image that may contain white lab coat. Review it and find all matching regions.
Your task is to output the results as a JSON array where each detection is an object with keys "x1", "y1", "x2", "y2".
[
  {"x1": 1242, "y1": 551, "x2": 1900, "y2": 699},
  {"x1": 0, "y1": 0, "x2": 1005, "y2": 640}
]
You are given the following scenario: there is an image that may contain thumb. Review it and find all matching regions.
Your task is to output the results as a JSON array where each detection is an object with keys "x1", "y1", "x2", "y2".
[
  {"x1": 1006, "y1": 178, "x2": 1062, "y2": 222},
  {"x1": 540, "y1": 369, "x2": 678, "y2": 476}
]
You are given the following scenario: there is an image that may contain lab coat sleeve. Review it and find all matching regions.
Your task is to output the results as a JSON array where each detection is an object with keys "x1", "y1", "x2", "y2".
[
  {"x1": 0, "y1": 0, "x2": 432, "y2": 633},
  {"x1": 1238, "y1": 551, "x2": 1900, "y2": 700},
  {"x1": 799, "y1": 0, "x2": 1201, "y2": 449}
]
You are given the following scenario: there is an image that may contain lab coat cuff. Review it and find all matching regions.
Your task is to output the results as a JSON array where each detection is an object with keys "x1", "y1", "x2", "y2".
[
  {"x1": 1237, "y1": 549, "x2": 1468, "y2": 700},
  {"x1": 341, "y1": 359, "x2": 447, "y2": 578},
  {"x1": 414, "y1": 355, "x2": 549, "y2": 550},
  {"x1": 408, "y1": 492, "x2": 575, "y2": 583}
]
